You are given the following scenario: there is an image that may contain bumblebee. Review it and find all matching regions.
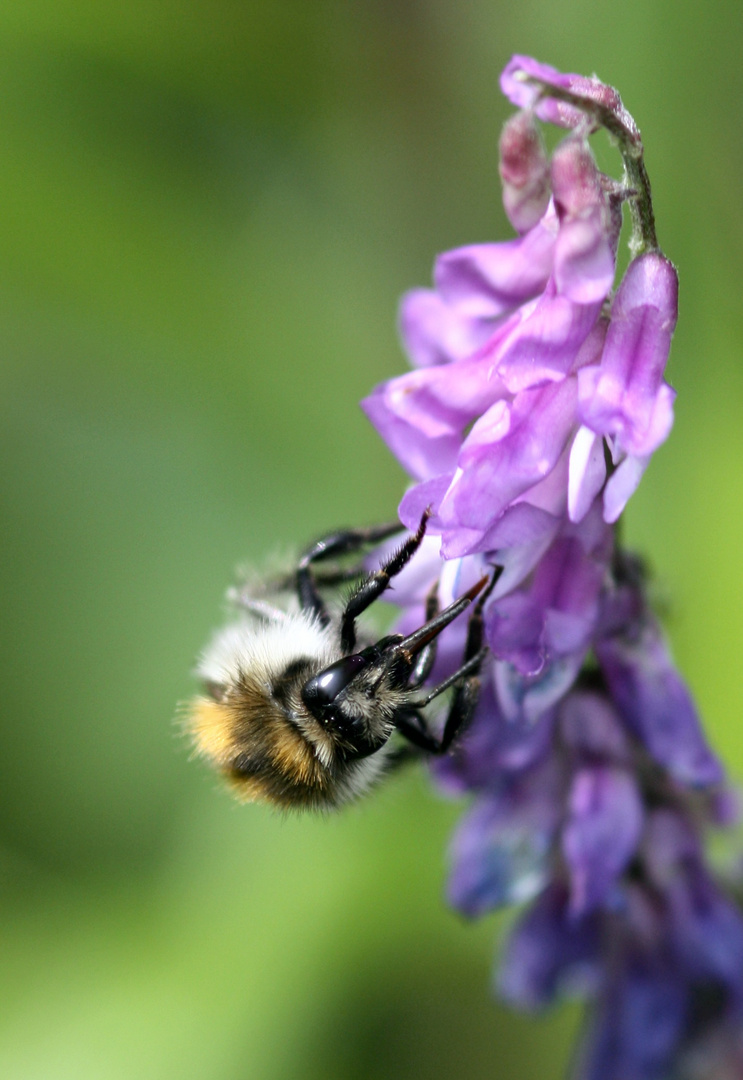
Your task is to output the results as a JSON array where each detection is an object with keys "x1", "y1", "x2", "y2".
[{"x1": 187, "y1": 511, "x2": 499, "y2": 810}]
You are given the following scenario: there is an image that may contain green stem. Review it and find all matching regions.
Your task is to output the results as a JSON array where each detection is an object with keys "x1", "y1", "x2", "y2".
[{"x1": 527, "y1": 80, "x2": 659, "y2": 255}]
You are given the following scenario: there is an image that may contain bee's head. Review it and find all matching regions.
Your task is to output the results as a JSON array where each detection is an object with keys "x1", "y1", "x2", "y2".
[{"x1": 300, "y1": 641, "x2": 407, "y2": 759}]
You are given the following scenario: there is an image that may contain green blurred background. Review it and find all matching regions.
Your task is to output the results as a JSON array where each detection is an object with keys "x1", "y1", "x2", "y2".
[{"x1": 1, "y1": 2, "x2": 742, "y2": 1077}]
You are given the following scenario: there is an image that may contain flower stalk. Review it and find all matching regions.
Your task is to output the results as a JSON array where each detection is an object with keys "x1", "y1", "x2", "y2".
[{"x1": 504, "y1": 56, "x2": 658, "y2": 254}]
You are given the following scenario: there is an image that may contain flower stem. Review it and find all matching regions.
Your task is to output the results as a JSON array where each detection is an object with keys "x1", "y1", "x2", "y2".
[{"x1": 529, "y1": 80, "x2": 659, "y2": 255}]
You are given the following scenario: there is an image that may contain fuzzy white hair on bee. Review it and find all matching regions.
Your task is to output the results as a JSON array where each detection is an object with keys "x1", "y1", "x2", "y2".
[{"x1": 186, "y1": 511, "x2": 501, "y2": 811}]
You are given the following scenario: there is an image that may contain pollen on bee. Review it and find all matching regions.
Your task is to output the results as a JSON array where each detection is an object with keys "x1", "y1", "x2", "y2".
[{"x1": 187, "y1": 698, "x2": 237, "y2": 767}]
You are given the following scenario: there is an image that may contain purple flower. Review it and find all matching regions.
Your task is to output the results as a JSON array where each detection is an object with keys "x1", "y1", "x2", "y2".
[
  {"x1": 485, "y1": 503, "x2": 612, "y2": 676},
  {"x1": 446, "y1": 758, "x2": 561, "y2": 914},
  {"x1": 563, "y1": 764, "x2": 643, "y2": 916},
  {"x1": 597, "y1": 617, "x2": 723, "y2": 787},
  {"x1": 361, "y1": 55, "x2": 737, "y2": 1080},
  {"x1": 362, "y1": 135, "x2": 675, "y2": 549},
  {"x1": 575, "y1": 946, "x2": 689, "y2": 1080},
  {"x1": 577, "y1": 252, "x2": 678, "y2": 521},
  {"x1": 497, "y1": 883, "x2": 601, "y2": 1008}
]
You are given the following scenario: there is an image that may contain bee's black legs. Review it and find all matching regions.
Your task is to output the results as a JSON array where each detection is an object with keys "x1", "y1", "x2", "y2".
[
  {"x1": 394, "y1": 649, "x2": 487, "y2": 754},
  {"x1": 396, "y1": 566, "x2": 502, "y2": 755},
  {"x1": 408, "y1": 583, "x2": 440, "y2": 688},
  {"x1": 339, "y1": 510, "x2": 431, "y2": 653},
  {"x1": 296, "y1": 520, "x2": 406, "y2": 626}
]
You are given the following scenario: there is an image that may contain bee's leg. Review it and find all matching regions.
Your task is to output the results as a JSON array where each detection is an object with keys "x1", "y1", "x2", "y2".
[
  {"x1": 340, "y1": 509, "x2": 430, "y2": 653},
  {"x1": 393, "y1": 710, "x2": 442, "y2": 755},
  {"x1": 408, "y1": 583, "x2": 440, "y2": 688},
  {"x1": 398, "y1": 566, "x2": 502, "y2": 754},
  {"x1": 396, "y1": 649, "x2": 486, "y2": 754},
  {"x1": 383, "y1": 737, "x2": 425, "y2": 769},
  {"x1": 296, "y1": 520, "x2": 405, "y2": 625}
]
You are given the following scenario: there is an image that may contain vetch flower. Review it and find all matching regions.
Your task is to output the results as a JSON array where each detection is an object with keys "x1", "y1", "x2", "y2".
[
  {"x1": 361, "y1": 55, "x2": 741, "y2": 1080},
  {"x1": 596, "y1": 615, "x2": 723, "y2": 787},
  {"x1": 363, "y1": 131, "x2": 668, "y2": 548}
]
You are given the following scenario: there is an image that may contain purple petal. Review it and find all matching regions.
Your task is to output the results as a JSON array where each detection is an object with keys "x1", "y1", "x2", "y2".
[
  {"x1": 362, "y1": 351, "x2": 512, "y2": 482},
  {"x1": 483, "y1": 516, "x2": 561, "y2": 596},
  {"x1": 575, "y1": 954, "x2": 688, "y2": 1080},
  {"x1": 447, "y1": 767, "x2": 561, "y2": 915},
  {"x1": 532, "y1": 535, "x2": 606, "y2": 647},
  {"x1": 479, "y1": 504, "x2": 562, "y2": 560},
  {"x1": 486, "y1": 531, "x2": 605, "y2": 674},
  {"x1": 361, "y1": 385, "x2": 462, "y2": 481},
  {"x1": 491, "y1": 287, "x2": 603, "y2": 393},
  {"x1": 437, "y1": 521, "x2": 495, "y2": 559},
  {"x1": 382, "y1": 356, "x2": 508, "y2": 431},
  {"x1": 434, "y1": 212, "x2": 557, "y2": 315},
  {"x1": 597, "y1": 620, "x2": 723, "y2": 787},
  {"x1": 495, "y1": 650, "x2": 585, "y2": 726},
  {"x1": 487, "y1": 591, "x2": 546, "y2": 676},
  {"x1": 497, "y1": 883, "x2": 601, "y2": 1009},
  {"x1": 439, "y1": 379, "x2": 578, "y2": 533},
  {"x1": 398, "y1": 287, "x2": 492, "y2": 368},
  {"x1": 630, "y1": 380, "x2": 675, "y2": 457},
  {"x1": 563, "y1": 765, "x2": 644, "y2": 916},
  {"x1": 509, "y1": 439, "x2": 572, "y2": 521},
  {"x1": 487, "y1": 522, "x2": 560, "y2": 598},
  {"x1": 408, "y1": 495, "x2": 558, "y2": 564},
  {"x1": 434, "y1": 680, "x2": 556, "y2": 791},
  {"x1": 560, "y1": 691, "x2": 633, "y2": 762},
  {"x1": 398, "y1": 475, "x2": 453, "y2": 530},
  {"x1": 667, "y1": 867, "x2": 743, "y2": 1002}
]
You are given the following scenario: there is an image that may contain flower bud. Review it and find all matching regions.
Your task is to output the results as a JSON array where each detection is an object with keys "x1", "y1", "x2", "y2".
[
  {"x1": 551, "y1": 137, "x2": 616, "y2": 303},
  {"x1": 499, "y1": 110, "x2": 551, "y2": 233}
]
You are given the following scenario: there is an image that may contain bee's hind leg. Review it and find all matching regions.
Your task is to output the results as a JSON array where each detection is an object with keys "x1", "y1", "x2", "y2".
[{"x1": 296, "y1": 519, "x2": 406, "y2": 626}]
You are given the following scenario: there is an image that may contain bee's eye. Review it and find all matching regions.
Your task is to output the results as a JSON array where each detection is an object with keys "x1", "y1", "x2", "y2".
[{"x1": 301, "y1": 654, "x2": 368, "y2": 717}]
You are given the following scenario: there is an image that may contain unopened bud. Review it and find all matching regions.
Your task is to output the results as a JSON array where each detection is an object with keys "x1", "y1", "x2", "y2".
[
  {"x1": 499, "y1": 110, "x2": 551, "y2": 233},
  {"x1": 550, "y1": 137, "x2": 616, "y2": 303}
]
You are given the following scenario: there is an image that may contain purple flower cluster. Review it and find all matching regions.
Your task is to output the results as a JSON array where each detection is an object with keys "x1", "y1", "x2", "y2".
[{"x1": 362, "y1": 57, "x2": 743, "y2": 1080}]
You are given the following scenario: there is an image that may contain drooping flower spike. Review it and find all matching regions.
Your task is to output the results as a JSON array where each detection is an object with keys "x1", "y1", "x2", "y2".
[{"x1": 362, "y1": 56, "x2": 741, "y2": 1080}]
